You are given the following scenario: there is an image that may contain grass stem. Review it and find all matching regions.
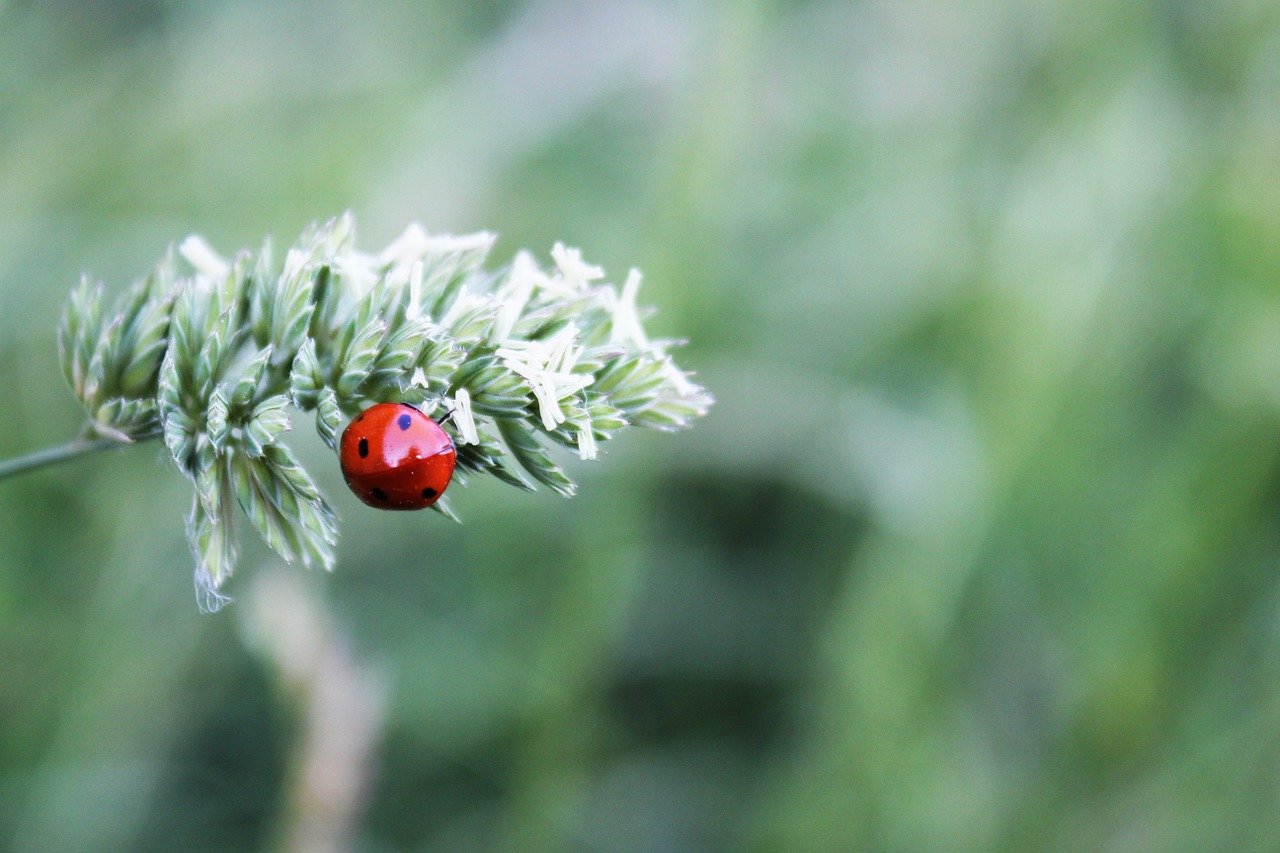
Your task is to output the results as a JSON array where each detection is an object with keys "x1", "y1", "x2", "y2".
[{"x1": 0, "y1": 436, "x2": 127, "y2": 481}]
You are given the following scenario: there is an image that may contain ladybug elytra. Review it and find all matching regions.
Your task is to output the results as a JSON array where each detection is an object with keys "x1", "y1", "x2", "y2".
[{"x1": 339, "y1": 403, "x2": 456, "y2": 510}]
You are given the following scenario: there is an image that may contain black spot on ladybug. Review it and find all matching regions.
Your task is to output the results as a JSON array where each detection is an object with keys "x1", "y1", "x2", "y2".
[
  {"x1": 422, "y1": 487, "x2": 437, "y2": 499},
  {"x1": 358, "y1": 438, "x2": 369, "y2": 458},
  {"x1": 371, "y1": 487, "x2": 388, "y2": 501},
  {"x1": 356, "y1": 415, "x2": 363, "y2": 422},
  {"x1": 397, "y1": 414, "x2": 412, "y2": 431}
]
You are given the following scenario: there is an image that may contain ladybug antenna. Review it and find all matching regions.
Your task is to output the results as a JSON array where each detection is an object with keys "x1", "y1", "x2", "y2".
[{"x1": 438, "y1": 407, "x2": 456, "y2": 425}]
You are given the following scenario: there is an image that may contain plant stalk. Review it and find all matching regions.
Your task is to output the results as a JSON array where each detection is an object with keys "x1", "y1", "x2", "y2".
[{"x1": 0, "y1": 436, "x2": 127, "y2": 481}]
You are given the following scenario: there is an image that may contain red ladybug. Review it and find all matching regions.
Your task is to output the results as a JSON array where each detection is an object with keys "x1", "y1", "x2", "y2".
[{"x1": 339, "y1": 403, "x2": 456, "y2": 510}]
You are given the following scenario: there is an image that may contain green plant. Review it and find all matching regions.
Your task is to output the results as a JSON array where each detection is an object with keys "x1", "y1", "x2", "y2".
[{"x1": 4, "y1": 214, "x2": 710, "y2": 610}]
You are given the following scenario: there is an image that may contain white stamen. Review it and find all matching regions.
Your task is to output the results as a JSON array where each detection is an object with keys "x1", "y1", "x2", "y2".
[
  {"x1": 411, "y1": 367, "x2": 428, "y2": 388},
  {"x1": 421, "y1": 231, "x2": 496, "y2": 255},
  {"x1": 452, "y1": 388, "x2": 479, "y2": 445},
  {"x1": 498, "y1": 327, "x2": 593, "y2": 431},
  {"x1": 498, "y1": 351, "x2": 563, "y2": 428},
  {"x1": 332, "y1": 250, "x2": 379, "y2": 297},
  {"x1": 533, "y1": 384, "x2": 565, "y2": 429},
  {"x1": 493, "y1": 251, "x2": 539, "y2": 342},
  {"x1": 550, "y1": 242, "x2": 604, "y2": 294},
  {"x1": 406, "y1": 260, "x2": 424, "y2": 319},
  {"x1": 611, "y1": 268, "x2": 649, "y2": 350},
  {"x1": 378, "y1": 222, "x2": 430, "y2": 267},
  {"x1": 379, "y1": 224, "x2": 496, "y2": 270},
  {"x1": 661, "y1": 358, "x2": 701, "y2": 398},
  {"x1": 179, "y1": 235, "x2": 229, "y2": 280},
  {"x1": 577, "y1": 428, "x2": 597, "y2": 461}
]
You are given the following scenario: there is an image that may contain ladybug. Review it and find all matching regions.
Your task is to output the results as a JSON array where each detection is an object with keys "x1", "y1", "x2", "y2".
[{"x1": 339, "y1": 402, "x2": 456, "y2": 510}]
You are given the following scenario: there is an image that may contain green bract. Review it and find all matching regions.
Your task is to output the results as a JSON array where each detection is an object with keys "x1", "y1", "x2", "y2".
[{"x1": 57, "y1": 214, "x2": 712, "y2": 611}]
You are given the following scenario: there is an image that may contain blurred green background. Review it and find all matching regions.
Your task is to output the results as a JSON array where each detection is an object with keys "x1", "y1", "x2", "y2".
[{"x1": 3, "y1": 1, "x2": 1280, "y2": 850}]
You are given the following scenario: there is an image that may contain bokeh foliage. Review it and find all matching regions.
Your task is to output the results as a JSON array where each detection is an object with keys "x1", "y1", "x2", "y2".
[{"x1": 4, "y1": 1, "x2": 1280, "y2": 851}]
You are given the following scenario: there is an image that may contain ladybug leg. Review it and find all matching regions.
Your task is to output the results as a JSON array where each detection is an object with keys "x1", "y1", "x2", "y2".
[{"x1": 406, "y1": 397, "x2": 453, "y2": 423}]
